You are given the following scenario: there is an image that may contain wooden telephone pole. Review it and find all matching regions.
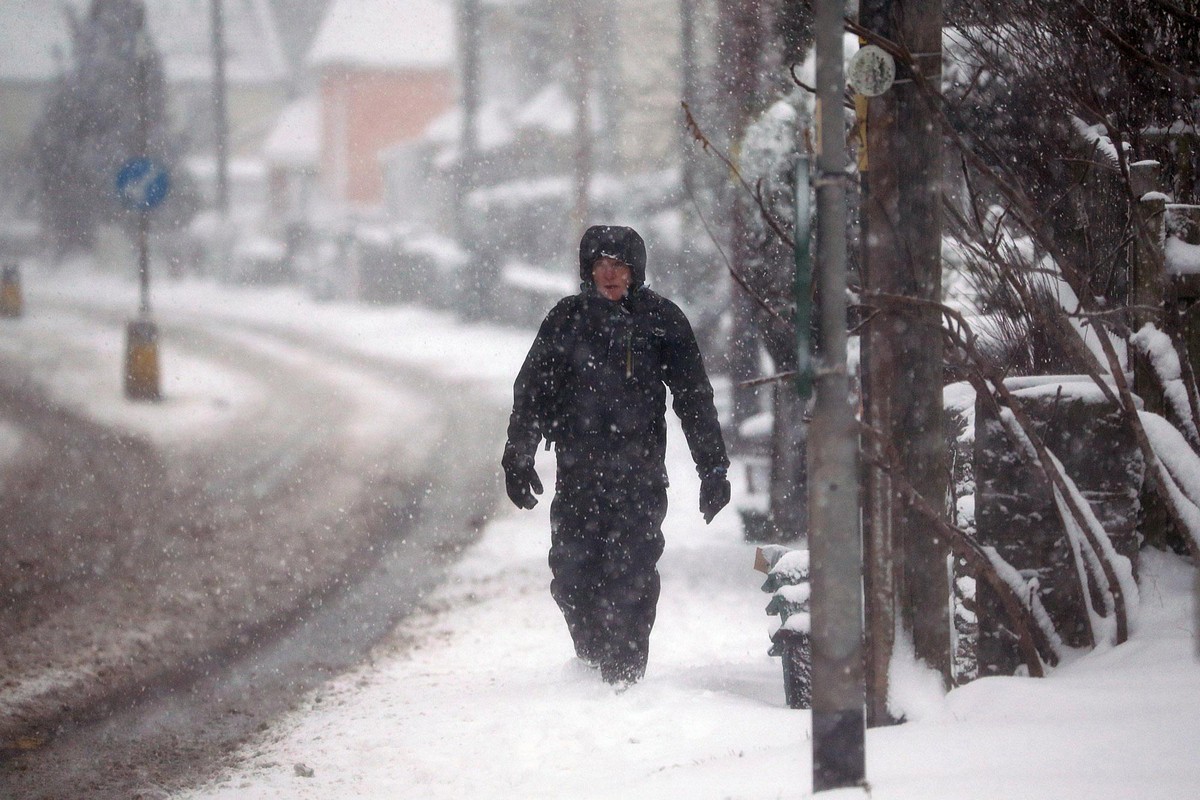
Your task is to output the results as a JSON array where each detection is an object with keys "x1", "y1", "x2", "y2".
[{"x1": 859, "y1": 0, "x2": 952, "y2": 728}]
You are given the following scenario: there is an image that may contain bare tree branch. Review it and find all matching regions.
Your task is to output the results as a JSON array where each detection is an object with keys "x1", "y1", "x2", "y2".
[
  {"x1": 1065, "y1": 0, "x2": 1199, "y2": 90},
  {"x1": 682, "y1": 102, "x2": 795, "y2": 250}
]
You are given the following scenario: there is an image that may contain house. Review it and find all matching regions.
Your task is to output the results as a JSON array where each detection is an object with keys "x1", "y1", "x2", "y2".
[
  {"x1": 446, "y1": 0, "x2": 694, "y2": 181},
  {"x1": 0, "y1": 0, "x2": 289, "y2": 167},
  {"x1": 263, "y1": 94, "x2": 321, "y2": 226},
  {"x1": 0, "y1": 0, "x2": 292, "y2": 264},
  {"x1": 608, "y1": 0, "x2": 688, "y2": 175},
  {"x1": 306, "y1": 0, "x2": 456, "y2": 211},
  {"x1": 415, "y1": 0, "x2": 701, "y2": 308}
]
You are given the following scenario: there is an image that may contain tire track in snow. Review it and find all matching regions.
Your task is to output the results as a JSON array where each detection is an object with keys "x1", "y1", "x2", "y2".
[{"x1": 0, "y1": 298, "x2": 506, "y2": 798}]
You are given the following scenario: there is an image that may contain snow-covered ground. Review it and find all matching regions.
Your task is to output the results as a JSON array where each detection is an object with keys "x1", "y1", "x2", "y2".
[
  {"x1": 0, "y1": 418, "x2": 20, "y2": 498},
  {"x1": 6, "y1": 266, "x2": 1199, "y2": 798},
  {"x1": 176, "y1": 485, "x2": 1200, "y2": 798},
  {"x1": 179, "y1": 411, "x2": 804, "y2": 800},
  {"x1": 0, "y1": 421, "x2": 20, "y2": 468},
  {"x1": 154, "y1": 278, "x2": 1196, "y2": 799}
]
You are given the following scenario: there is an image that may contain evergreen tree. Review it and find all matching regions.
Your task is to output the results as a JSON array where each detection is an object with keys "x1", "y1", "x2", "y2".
[{"x1": 32, "y1": 0, "x2": 170, "y2": 257}]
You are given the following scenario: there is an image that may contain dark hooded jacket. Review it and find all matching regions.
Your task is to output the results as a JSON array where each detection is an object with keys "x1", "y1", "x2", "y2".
[{"x1": 504, "y1": 225, "x2": 728, "y2": 484}]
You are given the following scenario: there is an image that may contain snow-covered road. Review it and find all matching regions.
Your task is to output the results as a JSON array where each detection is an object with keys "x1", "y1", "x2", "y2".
[{"x1": 0, "y1": 265, "x2": 528, "y2": 797}]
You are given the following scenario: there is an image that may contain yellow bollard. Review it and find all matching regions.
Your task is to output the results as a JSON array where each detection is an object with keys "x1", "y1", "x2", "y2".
[
  {"x1": 124, "y1": 318, "x2": 161, "y2": 401},
  {"x1": 1, "y1": 263, "x2": 22, "y2": 318}
]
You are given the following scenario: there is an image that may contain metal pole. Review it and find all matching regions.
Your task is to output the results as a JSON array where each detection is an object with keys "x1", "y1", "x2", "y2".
[
  {"x1": 137, "y1": 29, "x2": 151, "y2": 316},
  {"x1": 211, "y1": 0, "x2": 229, "y2": 217},
  {"x1": 571, "y1": 3, "x2": 592, "y2": 241},
  {"x1": 854, "y1": 38, "x2": 902, "y2": 724},
  {"x1": 456, "y1": 0, "x2": 485, "y2": 318},
  {"x1": 138, "y1": 211, "x2": 150, "y2": 314},
  {"x1": 456, "y1": 0, "x2": 481, "y2": 236},
  {"x1": 126, "y1": 12, "x2": 161, "y2": 402},
  {"x1": 810, "y1": 0, "x2": 866, "y2": 791}
]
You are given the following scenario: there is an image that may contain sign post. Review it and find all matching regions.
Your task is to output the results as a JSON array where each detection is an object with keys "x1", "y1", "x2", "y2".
[
  {"x1": 1, "y1": 263, "x2": 22, "y2": 318},
  {"x1": 118, "y1": 24, "x2": 170, "y2": 401},
  {"x1": 117, "y1": 155, "x2": 170, "y2": 402},
  {"x1": 116, "y1": 156, "x2": 171, "y2": 310}
]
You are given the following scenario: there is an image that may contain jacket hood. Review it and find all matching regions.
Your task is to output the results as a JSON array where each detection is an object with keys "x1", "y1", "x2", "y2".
[{"x1": 579, "y1": 225, "x2": 646, "y2": 289}]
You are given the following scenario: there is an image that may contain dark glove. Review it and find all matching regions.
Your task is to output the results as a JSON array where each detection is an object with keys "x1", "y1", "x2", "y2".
[
  {"x1": 699, "y1": 470, "x2": 731, "y2": 524},
  {"x1": 503, "y1": 457, "x2": 543, "y2": 510}
]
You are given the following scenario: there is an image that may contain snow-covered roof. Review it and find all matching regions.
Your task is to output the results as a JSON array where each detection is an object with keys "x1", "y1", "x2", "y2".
[
  {"x1": 514, "y1": 83, "x2": 575, "y2": 136},
  {"x1": 1166, "y1": 236, "x2": 1200, "y2": 276},
  {"x1": 307, "y1": 0, "x2": 455, "y2": 70},
  {"x1": 502, "y1": 259, "x2": 576, "y2": 297},
  {"x1": 263, "y1": 95, "x2": 321, "y2": 168},
  {"x1": 0, "y1": 0, "x2": 288, "y2": 85},
  {"x1": 184, "y1": 154, "x2": 269, "y2": 181},
  {"x1": 152, "y1": 0, "x2": 288, "y2": 84},
  {"x1": 426, "y1": 101, "x2": 517, "y2": 165}
]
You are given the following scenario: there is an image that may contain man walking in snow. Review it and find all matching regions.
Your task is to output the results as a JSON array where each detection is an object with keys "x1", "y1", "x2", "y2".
[{"x1": 502, "y1": 224, "x2": 731, "y2": 686}]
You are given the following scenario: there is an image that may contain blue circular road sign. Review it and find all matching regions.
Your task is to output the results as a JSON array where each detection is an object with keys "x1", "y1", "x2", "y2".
[{"x1": 116, "y1": 157, "x2": 171, "y2": 210}]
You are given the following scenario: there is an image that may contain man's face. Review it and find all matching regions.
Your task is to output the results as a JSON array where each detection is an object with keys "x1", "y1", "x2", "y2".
[{"x1": 592, "y1": 256, "x2": 632, "y2": 301}]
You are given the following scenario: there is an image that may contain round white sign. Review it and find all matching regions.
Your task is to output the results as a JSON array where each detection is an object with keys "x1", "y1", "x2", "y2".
[{"x1": 847, "y1": 45, "x2": 896, "y2": 97}]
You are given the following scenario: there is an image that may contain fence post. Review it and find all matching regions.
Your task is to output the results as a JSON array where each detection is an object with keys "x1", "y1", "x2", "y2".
[
  {"x1": 1131, "y1": 160, "x2": 1167, "y2": 416},
  {"x1": 1166, "y1": 203, "x2": 1200, "y2": 385}
]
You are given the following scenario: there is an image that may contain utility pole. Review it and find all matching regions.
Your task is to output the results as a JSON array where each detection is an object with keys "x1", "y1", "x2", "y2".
[
  {"x1": 456, "y1": 0, "x2": 481, "y2": 238},
  {"x1": 456, "y1": 0, "x2": 487, "y2": 319},
  {"x1": 809, "y1": 0, "x2": 865, "y2": 790},
  {"x1": 859, "y1": 0, "x2": 951, "y2": 725},
  {"x1": 571, "y1": 3, "x2": 593, "y2": 243},
  {"x1": 678, "y1": 0, "x2": 699, "y2": 304},
  {"x1": 137, "y1": 35, "x2": 151, "y2": 317},
  {"x1": 211, "y1": 0, "x2": 229, "y2": 218},
  {"x1": 209, "y1": 0, "x2": 233, "y2": 283},
  {"x1": 717, "y1": 0, "x2": 766, "y2": 438}
]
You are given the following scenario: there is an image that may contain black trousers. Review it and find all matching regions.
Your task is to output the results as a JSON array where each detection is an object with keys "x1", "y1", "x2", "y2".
[{"x1": 549, "y1": 465, "x2": 667, "y2": 684}]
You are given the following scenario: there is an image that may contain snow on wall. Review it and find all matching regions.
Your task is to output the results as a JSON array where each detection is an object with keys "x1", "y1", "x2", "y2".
[
  {"x1": 1165, "y1": 236, "x2": 1200, "y2": 275},
  {"x1": 501, "y1": 260, "x2": 576, "y2": 297},
  {"x1": 514, "y1": 82, "x2": 581, "y2": 137},
  {"x1": 426, "y1": 102, "x2": 518, "y2": 161}
]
